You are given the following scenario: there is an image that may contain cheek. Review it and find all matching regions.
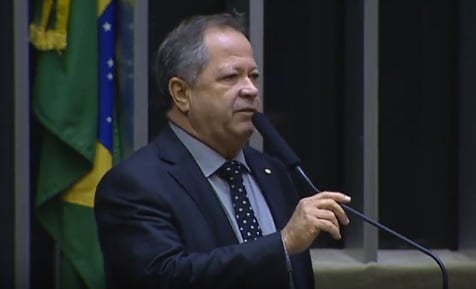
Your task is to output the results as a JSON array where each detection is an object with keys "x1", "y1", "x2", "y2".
[
  {"x1": 190, "y1": 87, "x2": 237, "y2": 122},
  {"x1": 189, "y1": 96, "x2": 226, "y2": 128},
  {"x1": 203, "y1": 93, "x2": 235, "y2": 117}
]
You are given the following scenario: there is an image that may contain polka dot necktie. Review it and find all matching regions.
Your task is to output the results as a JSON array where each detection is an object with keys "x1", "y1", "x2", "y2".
[{"x1": 217, "y1": 160, "x2": 263, "y2": 243}]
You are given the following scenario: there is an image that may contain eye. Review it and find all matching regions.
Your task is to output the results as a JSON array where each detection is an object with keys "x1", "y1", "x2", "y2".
[
  {"x1": 221, "y1": 73, "x2": 238, "y2": 81},
  {"x1": 249, "y1": 72, "x2": 260, "y2": 81}
]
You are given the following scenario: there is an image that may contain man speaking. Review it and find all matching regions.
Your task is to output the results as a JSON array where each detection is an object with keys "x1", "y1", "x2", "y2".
[{"x1": 94, "y1": 12, "x2": 351, "y2": 289}]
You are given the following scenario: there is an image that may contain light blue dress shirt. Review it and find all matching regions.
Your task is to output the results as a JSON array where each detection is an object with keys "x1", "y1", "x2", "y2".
[{"x1": 169, "y1": 122, "x2": 277, "y2": 242}]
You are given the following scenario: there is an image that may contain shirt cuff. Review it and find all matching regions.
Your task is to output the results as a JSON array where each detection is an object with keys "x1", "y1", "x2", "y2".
[{"x1": 280, "y1": 235, "x2": 292, "y2": 272}]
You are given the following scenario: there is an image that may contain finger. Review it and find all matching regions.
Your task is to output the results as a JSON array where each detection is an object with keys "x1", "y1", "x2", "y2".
[
  {"x1": 329, "y1": 202, "x2": 350, "y2": 225},
  {"x1": 313, "y1": 208, "x2": 339, "y2": 228},
  {"x1": 298, "y1": 202, "x2": 335, "y2": 227},
  {"x1": 313, "y1": 218, "x2": 341, "y2": 240},
  {"x1": 313, "y1": 191, "x2": 351, "y2": 203},
  {"x1": 312, "y1": 199, "x2": 350, "y2": 225}
]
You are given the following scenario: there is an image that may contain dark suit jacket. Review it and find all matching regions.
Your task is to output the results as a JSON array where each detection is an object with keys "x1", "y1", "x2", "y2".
[{"x1": 94, "y1": 125, "x2": 315, "y2": 289}]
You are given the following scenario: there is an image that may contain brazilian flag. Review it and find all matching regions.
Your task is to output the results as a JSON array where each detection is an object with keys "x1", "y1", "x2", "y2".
[{"x1": 31, "y1": 0, "x2": 120, "y2": 288}]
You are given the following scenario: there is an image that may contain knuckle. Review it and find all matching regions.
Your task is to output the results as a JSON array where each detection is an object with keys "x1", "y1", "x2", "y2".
[
  {"x1": 321, "y1": 191, "x2": 332, "y2": 198},
  {"x1": 299, "y1": 197, "x2": 310, "y2": 207}
]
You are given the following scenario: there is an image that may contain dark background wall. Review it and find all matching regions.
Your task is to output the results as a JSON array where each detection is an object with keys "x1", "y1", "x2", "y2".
[
  {"x1": 379, "y1": 0, "x2": 458, "y2": 249},
  {"x1": 0, "y1": 0, "x2": 15, "y2": 288},
  {"x1": 263, "y1": 0, "x2": 346, "y2": 248},
  {"x1": 263, "y1": 0, "x2": 459, "y2": 249}
]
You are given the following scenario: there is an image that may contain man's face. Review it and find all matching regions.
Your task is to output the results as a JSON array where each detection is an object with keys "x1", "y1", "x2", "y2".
[{"x1": 187, "y1": 27, "x2": 260, "y2": 153}]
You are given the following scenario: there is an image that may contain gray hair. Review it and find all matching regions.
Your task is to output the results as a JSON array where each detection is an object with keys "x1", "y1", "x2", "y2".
[{"x1": 154, "y1": 13, "x2": 248, "y2": 112}]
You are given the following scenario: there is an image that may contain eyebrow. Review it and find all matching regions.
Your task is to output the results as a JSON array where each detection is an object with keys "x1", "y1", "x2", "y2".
[{"x1": 216, "y1": 64, "x2": 259, "y2": 74}]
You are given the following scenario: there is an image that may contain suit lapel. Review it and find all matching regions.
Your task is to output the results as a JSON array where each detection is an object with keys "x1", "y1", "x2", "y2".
[
  {"x1": 155, "y1": 126, "x2": 238, "y2": 245},
  {"x1": 244, "y1": 147, "x2": 290, "y2": 230}
]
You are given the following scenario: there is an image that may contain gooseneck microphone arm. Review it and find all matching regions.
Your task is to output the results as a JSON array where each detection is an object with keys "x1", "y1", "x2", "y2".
[
  {"x1": 252, "y1": 112, "x2": 449, "y2": 289},
  {"x1": 294, "y1": 166, "x2": 448, "y2": 289}
]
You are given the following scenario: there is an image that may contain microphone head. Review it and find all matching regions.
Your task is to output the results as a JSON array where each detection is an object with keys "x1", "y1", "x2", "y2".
[{"x1": 252, "y1": 112, "x2": 302, "y2": 168}]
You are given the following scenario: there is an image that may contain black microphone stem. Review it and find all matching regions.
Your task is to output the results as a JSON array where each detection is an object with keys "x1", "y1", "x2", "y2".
[
  {"x1": 294, "y1": 166, "x2": 449, "y2": 289},
  {"x1": 252, "y1": 112, "x2": 449, "y2": 289}
]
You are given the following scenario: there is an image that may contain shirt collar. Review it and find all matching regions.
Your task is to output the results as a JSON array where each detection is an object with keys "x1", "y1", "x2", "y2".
[{"x1": 169, "y1": 121, "x2": 250, "y2": 177}]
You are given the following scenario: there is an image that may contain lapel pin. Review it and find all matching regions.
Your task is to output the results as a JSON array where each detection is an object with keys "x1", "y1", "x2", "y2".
[{"x1": 264, "y1": 168, "x2": 272, "y2": 175}]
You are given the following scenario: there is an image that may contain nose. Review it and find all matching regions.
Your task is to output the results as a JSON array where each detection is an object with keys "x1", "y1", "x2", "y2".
[{"x1": 239, "y1": 77, "x2": 259, "y2": 98}]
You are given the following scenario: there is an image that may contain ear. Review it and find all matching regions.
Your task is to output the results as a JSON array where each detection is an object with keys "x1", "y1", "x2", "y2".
[{"x1": 168, "y1": 76, "x2": 191, "y2": 113}]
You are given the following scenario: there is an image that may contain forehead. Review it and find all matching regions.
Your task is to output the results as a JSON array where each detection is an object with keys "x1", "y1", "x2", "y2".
[{"x1": 202, "y1": 27, "x2": 257, "y2": 70}]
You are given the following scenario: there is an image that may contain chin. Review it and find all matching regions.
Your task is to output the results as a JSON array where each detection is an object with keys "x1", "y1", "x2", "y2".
[
  {"x1": 235, "y1": 125, "x2": 254, "y2": 141},
  {"x1": 228, "y1": 118, "x2": 254, "y2": 140}
]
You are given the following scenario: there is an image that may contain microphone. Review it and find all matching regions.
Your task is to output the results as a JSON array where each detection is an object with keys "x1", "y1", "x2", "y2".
[{"x1": 252, "y1": 112, "x2": 449, "y2": 289}]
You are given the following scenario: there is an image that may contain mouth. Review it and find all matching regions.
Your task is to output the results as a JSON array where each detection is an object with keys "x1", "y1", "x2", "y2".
[{"x1": 235, "y1": 108, "x2": 257, "y2": 114}]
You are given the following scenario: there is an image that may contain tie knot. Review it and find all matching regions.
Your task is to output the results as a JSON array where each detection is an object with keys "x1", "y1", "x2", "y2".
[{"x1": 217, "y1": 160, "x2": 245, "y2": 183}]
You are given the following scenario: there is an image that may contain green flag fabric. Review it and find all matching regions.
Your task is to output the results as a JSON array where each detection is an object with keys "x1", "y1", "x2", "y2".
[{"x1": 31, "y1": 0, "x2": 119, "y2": 288}]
